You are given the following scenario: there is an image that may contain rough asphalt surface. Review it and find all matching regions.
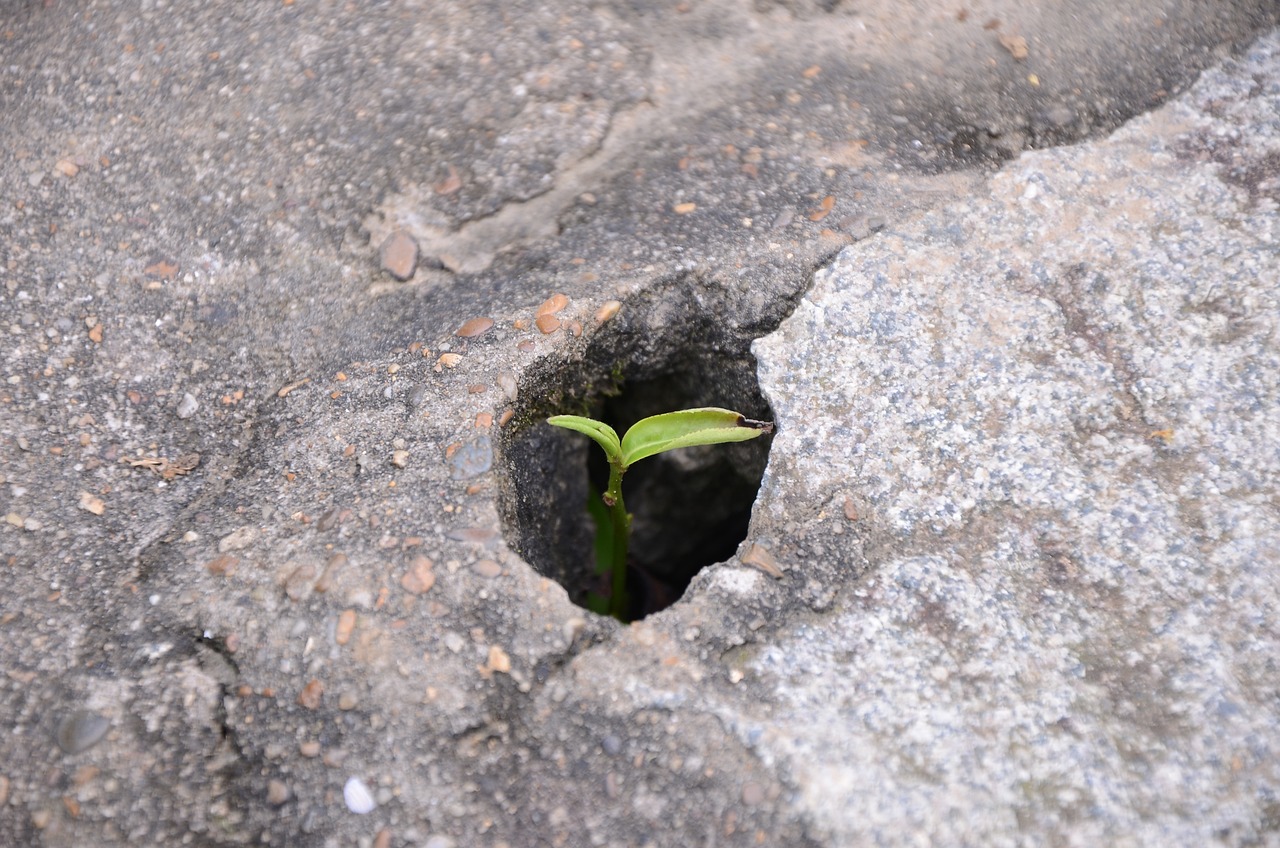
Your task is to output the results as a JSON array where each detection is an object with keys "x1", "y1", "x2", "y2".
[{"x1": 2, "y1": 2, "x2": 1278, "y2": 846}]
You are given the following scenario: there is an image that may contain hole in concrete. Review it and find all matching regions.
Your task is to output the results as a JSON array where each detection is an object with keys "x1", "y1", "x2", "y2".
[{"x1": 498, "y1": 276, "x2": 785, "y2": 622}]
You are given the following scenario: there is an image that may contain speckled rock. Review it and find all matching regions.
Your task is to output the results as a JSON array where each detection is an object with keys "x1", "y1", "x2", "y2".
[{"x1": 750, "y1": 31, "x2": 1280, "y2": 846}]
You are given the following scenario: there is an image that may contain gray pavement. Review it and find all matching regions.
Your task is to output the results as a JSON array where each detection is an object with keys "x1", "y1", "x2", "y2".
[{"x1": 1, "y1": 2, "x2": 1278, "y2": 846}]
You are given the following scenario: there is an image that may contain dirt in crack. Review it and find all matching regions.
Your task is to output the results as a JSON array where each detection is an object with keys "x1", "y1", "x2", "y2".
[{"x1": 498, "y1": 276, "x2": 786, "y2": 622}]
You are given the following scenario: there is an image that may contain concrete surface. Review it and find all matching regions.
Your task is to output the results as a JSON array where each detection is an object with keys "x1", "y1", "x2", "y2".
[{"x1": 1, "y1": 1, "x2": 1277, "y2": 846}]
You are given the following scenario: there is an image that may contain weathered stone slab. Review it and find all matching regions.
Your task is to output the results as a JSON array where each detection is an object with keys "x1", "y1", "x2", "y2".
[{"x1": 751, "y1": 30, "x2": 1280, "y2": 846}]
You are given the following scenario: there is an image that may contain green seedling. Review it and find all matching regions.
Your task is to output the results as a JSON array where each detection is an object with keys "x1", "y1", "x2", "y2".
[{"x1": 547, "y1": 407, "x2": 774, "y2": 621}]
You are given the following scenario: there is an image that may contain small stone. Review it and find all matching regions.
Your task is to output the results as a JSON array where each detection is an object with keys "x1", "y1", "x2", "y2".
[
  {"x1": 55, "y1": 710, "x2": 110, "y2": 754},
  {"x1": 435, "y1": 353, "x2": 462, "y2": 371},
  {"x1": 400, "y1": 555, "x2": 436, "y2": 595},
  {"x1": 88, "y1": 324, "x2": 103, "y2": 343},
  {"x1": 424, "y1": 836, "x2": 456, "y2": 848},
  {"x1": 456, "y1": 317, "x2": 494, "y2": 338},
  {"x1": 448, "y1": 435, "x2": 492, "y2": 479},
  {"x1": 842, "y1": 496, "x2": 859, "y2": 521},
  {"x1": 299, "y1": 740, "x2": 321, "y2": 758},
  {"x1": 535, "y1": 293, "x2": 569, "y2": 316},
  {"x1": 471, "y1": 560, "x2": 502, "y2": 578},
  {"x1": 535, "y1": 314, "x2": 561, "y2": 334},
  {"x1": 380, "y1": 230, "x2": 418, "y2": 281},
  {"x1": 267, "y1": 779, "x2": 291, "y2": 806},
  {"x1": 335, "y1": 609, "x2": 356, "y2": 645},
  {"x1": 673, "y1": 201, "x2": 697, "y2": 214},
  {"x1": 485, "y1": 645, "x2": 511, "y2": 674},
  {"x1": 337, "y1": 691, "x2": 358, "y2": 711},
  {"x1": 391, "y1": 449, "x2": 409, "y2": 468},
  {"x1": 176, "y1": 392, "x2": 199, "y2": 419},
  {"x1": 78, "y1": 491, "x2": 105, "y2": 516},
  {"x1": 496, "y1": 373, "x2": 518, "y2": 401},
  {"x1": 595, "y1": 300, "x2": 622, "y2": 323},
  {"x1": 55, "y1": 159, "x2": 80, "y2": 177},
  {"x1": 741, "y1": 782, "x2": 766, "y2": 805},
  {"x1": 218, "y1": 526, "x2": 259, "y2": 553},
  {"x1": 344, "y1": 777, "x2": 377, "y2": 814},
  {"x1": 205, "y1": 554, "x2": 239, "y2": 577},
  {"x1": 374, "y1": 829, "x2": 393, "y2": 848},
  {"x1": 741, "y1": 543, "x2": 784, "y2": 579},
  {"x1": 297, "y1": 679, "x2": 324, "y2": 710}
]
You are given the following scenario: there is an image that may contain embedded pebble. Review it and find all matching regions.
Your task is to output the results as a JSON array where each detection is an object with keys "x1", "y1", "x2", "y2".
[
  {"x1": 535, "y1": 314, "x2": 561, "y2": 334},
  {"x1": 391, "y1": 449, "x2": 409, "y2": 468},
  {"x1": 299, "y1": 741, "x2": 321, "y2": 758},
  {"x1": 424, "y1": 836, "x2": 456, "y2": 848},
  {"x1": 595, "y1": 300, "x2": 622, "y2": 323},
  {"x1": 343, "y1": 776, "x2": 377, "y2": 814},
  {"x1": 297, "y1": 679, "x2": 324, "y2": 710},
  {"x1": 176, "y1": 392, "x2": 199, "y2": 419},
  {"x1": 535, "y1": 293, "x2": 568, "y2": 316},
  {"x1": 379, "y1": 230, "x2": 418, "y2": 281},
  {"x1": 55, "y1": 710, "x2": 110, "y2": 754},
  {"x1": 267, "y1": 779, "x2": 291, "y2": 806},
  {"x1": 400, "y1": 556, "x2": 436, "y2": 595},
  {"x1": 338, "y1": 691, "x2": 358, "y2": 711},
  {"x1": 486, "y1": 645, "x2": 511, "y2": 674},
  {"x1": 471, "y1": 559, "x2": 502, "y2": 578},
  {"x1": 448, "y1": 435, "x2": 492, "y2": 479},
  {"x1": 496, "y1": 373, "x2": 518, "y2": 401},
  {"x1": 218, "y1": 526, "x2": 259, "y2": 553},
  {"x1": 335, "y1": 609, "x2": 356, "y2": 645},
  {"x1": 456, "y1": 317, "x2": 494, "y2": 338}
]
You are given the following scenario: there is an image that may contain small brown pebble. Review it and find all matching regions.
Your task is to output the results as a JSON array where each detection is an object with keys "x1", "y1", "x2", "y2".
[
  {"x1": 374, "y1": 829, "x2": 392, "y2": 848},
  {"x1": 513, "y1": 318, "x2": 529, "y2": 330},
  {"x1": 467, "y1": 384, "x2": 486, "y2": 394},
  {"x1": 400, "y1": 555, "x2": 436, "y2": 595},
  {"x1": 55, "y1": 159, "x2": 80, "y2": 177},
  {"x1": 517, "y1": 340, "x2": 535, "y2": 353},
  {"x1": 456, "y1": 316, "x2": 494, "y2": 338},
  {"x1": 741, "y1": 782, "x2": 766, "y2": 805},
  {"x1": 595, "y1": 300, "x2": 622, "y2": 323},
  {"x1": 206, "y1": 554, "x2": 239, "y2": 577},
  {"x1": 475, "y1": 412, "x2": 493, "y2": 428},
  {"x1": 435, "y1": 353, "x2": 462, "y2": 371},
  {"x1": 297, "y1": 679, "x2": 324, "y2": 710},
  {"x1": 536, "y1": 293, "x2": 569, "y2": 316},
  {"x1": 472, "y1": 560, "x2": 502, "y2": 578},
  {"x1": 842, "y1": 496, "x2": 858, "y2": 521},
  {"x1": 568, "y1": 320, "x2": 582, "y2": 337},
  {"x1": 78, "y1": 491, "x2": 105, "y2": 515},
  {"x1": 486, "y1": 645, "x2": 511, "y2": 674},
  {"x1": 267, "y1": 779, "x2": 290, "y2": 806},
  {"x1": 673, "y1": 201, "x2": 697, "y2": 214},
  {"x1": 535, "y1": 314, "x2": 561, "y2": 334},
  {"x1": 337, "y1": 691, "x2": 358, "y2": 711},
  {"x1": 335, "y1": 609, "x2": 356, "y2": 645},
  {"x1": 299, "y1": 741, "x2": 321, "y2": 758},
  {"x1": 379, "y1": 230, "x2": 418, "y2": 281},
  {"x1": 314, "y1": 552, "x2": 347, "y2": 592},
  {"x1": 741, "y1": 543, "x2": 784, "y2": 579},
  {"x1": 88, "y1": 324, "x2": 103, "y2": 343},
  {"x1": 391, "y1": 449, "x2": 409, "y2": 468},
  {"x1": 498, "y1": 409, "x2": 514, "y2": 426}
]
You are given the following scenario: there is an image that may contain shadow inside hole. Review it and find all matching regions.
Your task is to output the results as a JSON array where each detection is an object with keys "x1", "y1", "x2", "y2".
[{"x1": 501, "y1": 360, "x2": 773, "y2": 623}]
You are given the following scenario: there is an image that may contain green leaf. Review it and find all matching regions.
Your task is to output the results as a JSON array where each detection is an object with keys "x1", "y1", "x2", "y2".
[
  {"x1": 547, "y1": 415, "x2": 622, "y2": 463},
  {"x1": 620, "y1": 407, "x2": 773, "y2": 468}
]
